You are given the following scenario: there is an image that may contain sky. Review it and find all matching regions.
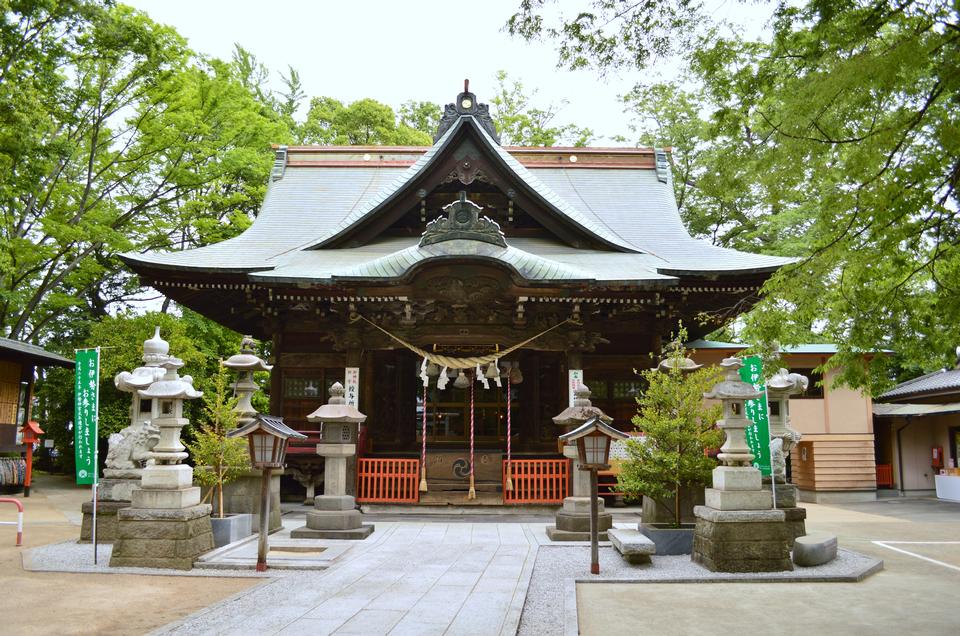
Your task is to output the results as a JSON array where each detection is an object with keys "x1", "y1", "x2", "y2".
[{"x1": 126, "y1": 0, "x2": 773, "y2": 142}]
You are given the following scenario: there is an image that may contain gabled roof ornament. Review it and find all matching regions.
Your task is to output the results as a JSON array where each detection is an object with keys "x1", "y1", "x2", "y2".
[
  {"x1": 420, "y1": 191, "x2": 507, "y2": 248},
  {"x1": 271, "y1": 145, "x2": 287, "y2": 181},
  {"x1": 435, "y1": 79, "x2": 500, "y2": 144},
  {"x1": 654, "y1": 148, "x2": 670, "y2": 183}
]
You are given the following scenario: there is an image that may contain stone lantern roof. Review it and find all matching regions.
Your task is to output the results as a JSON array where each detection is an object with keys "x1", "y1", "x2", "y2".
[
  {"x1": 552, "y1": 385, "x2": 613, "y2": 429},
  {"x1": 766, "y1": 368, "x2": 808, "y2": 396},
  {"x1": 222, "y1": 335, "x2": 272, "y2": 372},
  {"x1": 703, "y1": 357, "x2": 761, "y2": 401},
  {"x1": 138, "y1": 358, "x2": 203, "y2": 401},
  {"x1": 115, "y1": 326, "x2": 169, "y2": 392},
  {"x1": 306, "y1": 382, "x2": 367, "y2": 424}
]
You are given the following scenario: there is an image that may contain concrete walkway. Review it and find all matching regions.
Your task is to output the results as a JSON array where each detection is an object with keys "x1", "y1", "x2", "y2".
[{"x1": 159, "y1": 521, "x2": 545, "y2": 636}]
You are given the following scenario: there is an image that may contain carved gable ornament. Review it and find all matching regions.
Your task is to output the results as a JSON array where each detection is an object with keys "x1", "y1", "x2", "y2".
[
  {"x1": 434, "y1": 80, "x2": 500, "y2": 143},
  {"x1": 420, "y1": 192, "x2": 507, "y2": 248}
]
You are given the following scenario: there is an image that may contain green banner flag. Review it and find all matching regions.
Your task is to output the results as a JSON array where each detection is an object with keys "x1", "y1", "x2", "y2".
[
  {"x1": 74, "y1": 348, "x2": 100, "y2": 485},
  {"x1": 739, "y1": 355, "x2": 771, "y2": 476}
]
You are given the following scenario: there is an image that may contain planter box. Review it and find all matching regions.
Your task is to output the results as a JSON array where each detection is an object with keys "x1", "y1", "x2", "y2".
[
  {"x1": 639, "y1": 522, "x2": 695, "y2": 555},
  {"x1": 210, "y1": 513, "x2": 254, "y2": 548}
]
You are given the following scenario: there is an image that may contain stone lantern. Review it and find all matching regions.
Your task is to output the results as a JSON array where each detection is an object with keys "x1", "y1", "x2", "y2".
[
  {"x1": 110, "y1": 354, "x2": 214, "y2": 569},
  {"x1": 702, "y1": 357, "x2": 770, "y2": 509},
  {"x1": 291, "y1": 382, "x2": 374, "y2": 539},
  {"x1": 219, "y1": 335, "x2": 284, "y2": 532},
  {"x1": 692, "y1": 357, "x2": 792, "y2": 573},
  {"x1": 766, "y1": 368, "x2": 807, "y2": 483},
  {"x1": 765, "y1": 368, "x2": 809, "y2": 537},
  {"x1": 547, "y1": 385, "x2": 615, "y2": 541},
  {"x1": 222, "y1": 335, "x2": 272, "y2": 426},
  {"x1": 82, "y1": 327, "x2": 167, "y2": 543}
]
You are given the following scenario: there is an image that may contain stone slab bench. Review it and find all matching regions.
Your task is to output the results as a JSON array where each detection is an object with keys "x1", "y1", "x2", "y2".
[
  {"x1": 609, "y1": 528, "x2": 656, "y2": 564},
  {"x1": 792, "y1": 533, "x2": 838, "y2": 567}
]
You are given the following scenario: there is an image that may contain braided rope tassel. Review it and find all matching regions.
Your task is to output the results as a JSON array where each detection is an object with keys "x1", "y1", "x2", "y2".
[
  {"x1": 420, "y1": 383, "x2": 428, "y2": 492},
  {"x1": 468, "y1": 378, "x2": 476, "y2": 500},
  {"x1": 505, "y1": 373, "x2": 513, "y2": 492}
]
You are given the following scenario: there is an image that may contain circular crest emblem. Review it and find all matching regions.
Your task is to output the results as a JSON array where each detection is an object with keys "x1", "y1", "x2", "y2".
[{"x1": 452, "y1": 458, "x2": 470, "y2": 479}]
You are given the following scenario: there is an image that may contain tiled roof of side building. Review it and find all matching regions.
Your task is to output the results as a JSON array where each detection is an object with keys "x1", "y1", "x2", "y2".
[
  {"x1": 0, "y1": 336, "x2": 74, "y2": 367},
  {"x1": 878, "y1": 367, "x2": 960, "y2": 400}
]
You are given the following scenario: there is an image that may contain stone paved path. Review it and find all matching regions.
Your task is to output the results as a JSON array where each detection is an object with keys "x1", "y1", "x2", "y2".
[{"x1": 157, "y1": 521, "x2": 542, "y2": 636}]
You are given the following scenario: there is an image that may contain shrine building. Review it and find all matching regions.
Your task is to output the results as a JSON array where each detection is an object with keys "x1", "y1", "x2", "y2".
[{"x1": 123, "y1": 85, "x2": 792, "y2": 504}]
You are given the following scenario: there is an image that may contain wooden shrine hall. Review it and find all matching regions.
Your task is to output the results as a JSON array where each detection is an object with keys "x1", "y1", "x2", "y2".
[{"x1": 123, "y1": 84, "x2": 791, "y2": 505}]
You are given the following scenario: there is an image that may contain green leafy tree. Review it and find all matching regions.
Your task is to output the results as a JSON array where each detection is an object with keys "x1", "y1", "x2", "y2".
[
  {"x1": 399, "y1": 100, "x2": 442, "y2": 138},
  {"x1": 187, "y1": 365, "x2": 249, "y2": 518},
  {"x1": 490, "y1": 70, "x2": 594, "y2": 146},
  {"x1": 509, "y1": 1, "x2": 960, "y2": 392},
  {"x1": 0, "y1": 3, "x2": 288, "y2": 342},
  {"x1": 618, "y1": 330, "x2": 723, "y2": 528},
  {"x1": 300, "y1": 97, "x2": 432, "y2": 146}
]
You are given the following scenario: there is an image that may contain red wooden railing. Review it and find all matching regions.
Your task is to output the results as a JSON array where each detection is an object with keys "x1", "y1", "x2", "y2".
[
  {"x1": 502, "y1": 459, "x2": 569, "y2": 504},
  {"x1": 876, "y1": 463, "x2": 894, "y2": 488},
  {"x1": 356, "y1": 458, "x2": 420, "y2": 503}
]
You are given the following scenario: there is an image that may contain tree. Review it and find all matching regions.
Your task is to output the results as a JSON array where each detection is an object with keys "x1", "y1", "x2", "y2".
[
  {"x1": 509, "y1": 1, "x2": 960, "y2": 392},
  {"x1": 0, "y1": 4, "x2": 289, "y2": 342},
  {"x1": 399, "y1": 100, "x2": 442, "y2": 138},
  {"x1": 300, "y1": 97, "x2": 433, "y2": 146},
  {"x1": 187, "y1": 365, "x2": 249, "y2": 518},
  {"x1": 490, "y1": 70, "x2": 594, "y2": 146},
  {"x1": 617, "y1": 330, "x2": 723, "y2": 528}
]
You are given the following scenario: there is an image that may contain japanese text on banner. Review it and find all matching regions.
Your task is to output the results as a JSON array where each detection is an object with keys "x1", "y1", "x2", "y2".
[
  {"x1": 74, "y1": 349, "x2": 99, "y2": 485},
  {"x1": 739, "y1": 355, "x2": 771, "y2": 476}
]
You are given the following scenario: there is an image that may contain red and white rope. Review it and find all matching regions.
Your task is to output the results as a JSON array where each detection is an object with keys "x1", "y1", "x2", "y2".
[
  {"x1": 421, "y1": 384, "x2": 428, "y2": 467},
  {"x1": 506, "y1": 375, "x2": 512, "y2": 465},
  {"x1": 470, "y1": 379, "x2": 475, "y2": 476}
]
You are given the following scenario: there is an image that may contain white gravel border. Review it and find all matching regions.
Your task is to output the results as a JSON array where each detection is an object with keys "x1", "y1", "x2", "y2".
[{"x1": 23, "y1": 541, "x2": 277, "y2": 578}]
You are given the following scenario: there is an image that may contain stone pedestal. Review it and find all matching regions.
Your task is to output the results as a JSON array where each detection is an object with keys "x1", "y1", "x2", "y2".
[
  {"x1": 79, "y1": 475, "x2": 140, "y2": 543},
  {"x1": 545, "y1": 497, "x2": 612, "y2": 541},
  {"x1": 218, "y1": 470, "x2": 282, "y2": 532},
  {"x1": 762, "y1": 483, "x2": 807, "y2": 547},
  {"x1": 692, "y1": 506, "x2": 793, "y2": 572},
  {"x1": 110, "y1": 504, "x2": 214, "y2": 570},
  {"x1": 291, "y1": 495, "x2": 374, "y2": 539},
  {"x1": 109, "y1": 464, "x2": 214, "y2": 569},
  {"x1": 80, "y1": 500, "x2": 129, "y2": 543}
]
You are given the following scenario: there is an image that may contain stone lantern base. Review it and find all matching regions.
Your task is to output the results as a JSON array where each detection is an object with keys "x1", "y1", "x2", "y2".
[
  {"x1": 691, "y1": 506, "x2": 793, "y2": 572},
  {"x1": 110, "y1": 505, "x2": 215, "y2": 570},
  {"x1": 761, "y1": 482, "x2": 807, "y2": 547},
  {"x1": 545, "y1": 497, "x2": 613, "y2": 541},
  {"x1": 109, "y1": 465, "x2": 214, "y2": 570},
  {"x1": 291, "y1": 495, "x2": 374, "y2": 540}
]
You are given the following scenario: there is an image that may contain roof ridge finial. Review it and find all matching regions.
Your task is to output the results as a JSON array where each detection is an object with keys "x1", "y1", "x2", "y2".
[{"x1": 464, "y1": 78, "x2": 469, "y2": 93}]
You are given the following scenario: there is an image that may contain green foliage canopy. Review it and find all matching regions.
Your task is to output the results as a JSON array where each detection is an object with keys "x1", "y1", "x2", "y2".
[{"x1": 509, "y1": 0, "x2": 960, "y2": 392}]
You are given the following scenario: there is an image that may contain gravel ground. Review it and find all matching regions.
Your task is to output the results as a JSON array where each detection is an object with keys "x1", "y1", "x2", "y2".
[
  {"x1": 25, "y1": 541, "x2": 275, "y2": 578},
  {"x1": 518, "y1": 546, "x2": 883, "y2": 636}
]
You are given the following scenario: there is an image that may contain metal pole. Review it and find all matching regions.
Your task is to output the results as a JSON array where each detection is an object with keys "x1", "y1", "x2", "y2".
[
  {"x1": 590, "y1": 467, "x2": 599, "y2": 575},
  {"x1": 256, "y1": 467, "x2": 271, "y2": 572}
]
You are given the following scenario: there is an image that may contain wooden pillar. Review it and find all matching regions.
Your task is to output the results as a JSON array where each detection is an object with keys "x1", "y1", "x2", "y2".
[{"x1": 270, "y1": 331, "x2": 282, "y2": 416}]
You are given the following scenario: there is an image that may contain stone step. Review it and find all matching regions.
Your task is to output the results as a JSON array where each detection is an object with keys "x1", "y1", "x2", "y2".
[{"x1": 608, "y1": 528, "x2": 656, "y2": 564}]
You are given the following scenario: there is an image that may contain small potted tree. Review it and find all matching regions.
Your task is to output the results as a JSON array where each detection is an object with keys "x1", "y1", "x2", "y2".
[
  {"x1": 618, "y1": 328, "x2": 723, "y2": 554},
  {"x1": 189, "y1": 366, "x2": 253, "y2": 547}
]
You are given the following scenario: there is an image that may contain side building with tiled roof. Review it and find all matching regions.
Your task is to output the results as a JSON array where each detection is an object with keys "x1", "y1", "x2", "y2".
[
  {"x1": 123, "y1": 86, "x2": 795, "y2": 504},
  {"x1": 874, "y1": 350, "x2": 960, "y2": 500}
]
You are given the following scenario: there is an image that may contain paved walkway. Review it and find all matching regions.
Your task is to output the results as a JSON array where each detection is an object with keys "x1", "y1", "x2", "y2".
[{"x1": 160, "y1": 521, "x2": 545, "y2": 636}]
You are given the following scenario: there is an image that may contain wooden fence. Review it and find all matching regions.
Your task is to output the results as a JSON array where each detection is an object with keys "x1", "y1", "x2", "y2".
[
  {"x1": 502, "y1": 459, "x2": 569, "y2": 504},
  {"x1": 356, "y1": 458, "x2": 420, "y2": 503}
]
